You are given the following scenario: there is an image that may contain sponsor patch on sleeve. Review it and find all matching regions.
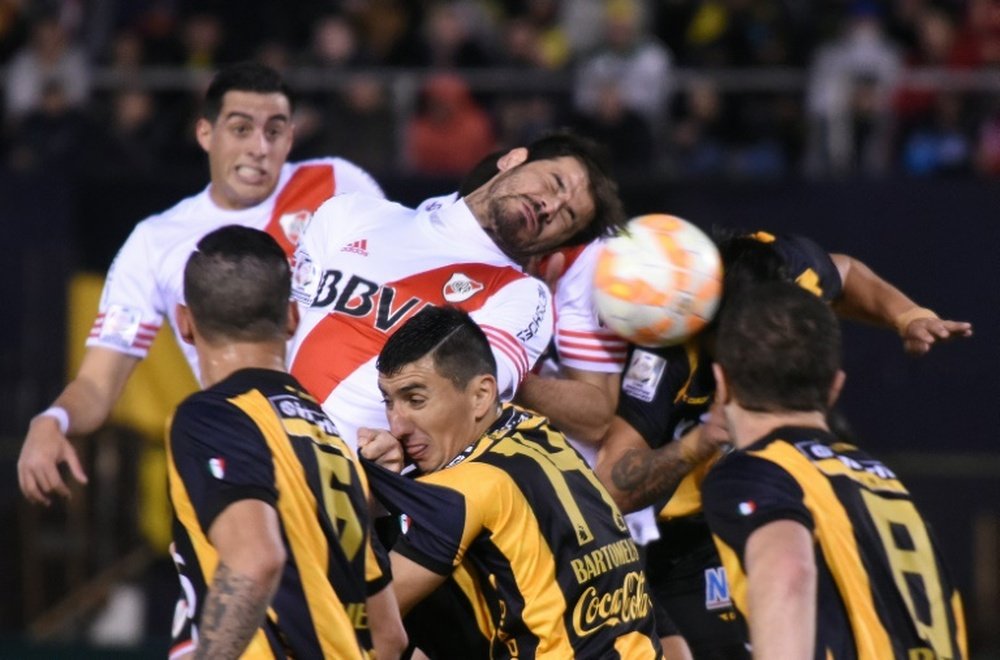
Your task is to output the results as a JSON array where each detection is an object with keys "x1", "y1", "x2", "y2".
[
  {"x1": 621, "y1": 349, "x2": 667, "y2": 402},
  {"x1": 290, "y1": 248, "x2": 319, "y2": 305},
  {"x1": 98, "y1": 304, "x2": 143, "y2": 348}
]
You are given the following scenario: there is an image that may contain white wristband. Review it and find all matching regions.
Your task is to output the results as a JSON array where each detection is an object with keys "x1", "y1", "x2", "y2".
[{"x1": 38, "y1": 406, "x2": 70, "y2": 435}]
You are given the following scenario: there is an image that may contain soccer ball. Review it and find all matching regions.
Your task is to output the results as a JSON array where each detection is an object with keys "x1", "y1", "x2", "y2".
[{"x1": 593, "y1": 214, "x2": 723, "y2": 347}]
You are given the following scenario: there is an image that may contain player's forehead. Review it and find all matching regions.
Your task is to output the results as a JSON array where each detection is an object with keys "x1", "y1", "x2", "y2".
[
  {"x1": 216, "y1": 90, "x2": 291, "y2": 122},
  {"x1": 378, "y1": 355, "x2": 451, "y2": 395},
  {"x1": 533, "y1": 155, "x2": 590, "y2": 185}
]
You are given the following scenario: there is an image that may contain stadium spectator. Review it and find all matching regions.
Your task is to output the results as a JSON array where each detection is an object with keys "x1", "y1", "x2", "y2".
[
  {"x1": 419, "y1": 1, "x2": 496, "y2": 68},
  {"x1": 492, "y1": 16, "x2": 561, "y2": 147},
  {"x1": 84, "y1": 88, "x2": 166, "y2": 178},
  {"x1": 901, "y1": 93, "x2": 973, "y2": 176},
  {"x1": 4, "y1": 13, "x2": 90, "y2": 123},
  {"x1": 804, "y1": 0, "x2": 903, "y2": 176},
  {"x1": 894, "y1": 7, "x2": 974, "y2": 146},
  {"x1": 5, "y1": 78, "x2": 86, "y2": 174},
  {"x1": 571, "y1": 72, "x2": 656, "y2": 176},
  {"x1": 177, "y1": 13, "x2": 225, "y2": 71},
  {"x1": 404, "y1": 73, "x2": 498, "y2": 176},
  {"x1": 574, "y1": 0, "x2": 674, "y2": 138}
]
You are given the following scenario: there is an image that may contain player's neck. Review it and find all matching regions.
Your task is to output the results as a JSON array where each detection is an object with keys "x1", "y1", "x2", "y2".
[
  {"x1": 197, "y1": 342, "x2": 287, "y2": 388},
  {"x1": 727, "y1": 407, "x2": 829, "y2": 450}
]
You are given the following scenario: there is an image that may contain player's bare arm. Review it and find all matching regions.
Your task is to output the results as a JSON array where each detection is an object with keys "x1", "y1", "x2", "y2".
[
  {"x1": 195, "y1": 562, "x2": 272, "y2": 660},
  {"x1": 594, "y1": 412, "x2": 721, "y2": 514},
  {"x1": 389, "y1": 552, "x2": 448, "y2": 617},
  {"x1": 744, "y1": 519, "x2": 817, "y2": 660},
  {"x1": 18, "y1": 347, "x2": 140, "y2": 505},
  {"x1": 514, "y1": 368, "x2": 620, "y2": 444},
  {"x1": 198, "y1": 499, "x2": 285, "y2": 660},
  {"x1": 366, "y1": 584, "x2": 407, "y2": 660},
  {"x1": 830, "y1": 253, "x2": 972, "y2": 355}
]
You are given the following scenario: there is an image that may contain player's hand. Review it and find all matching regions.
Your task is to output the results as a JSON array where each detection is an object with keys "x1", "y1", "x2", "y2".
[
  {"x1": 357, "y1": 428, "x2": 405, "y2": 473},
  {"x1": 18, "y1": 416, "x2": 88, "y2": 506},
  {"x1": 901, "y1": 317, "x2": 973, "y2": 356},
  {"x1": 682, "y1": 399, "x2": 731, "y2": 462}
]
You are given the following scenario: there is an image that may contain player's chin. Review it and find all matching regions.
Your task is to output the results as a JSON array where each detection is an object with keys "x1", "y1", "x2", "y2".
[{"x1": 233, "y1": 181, "x2": 276, "y2": 206}]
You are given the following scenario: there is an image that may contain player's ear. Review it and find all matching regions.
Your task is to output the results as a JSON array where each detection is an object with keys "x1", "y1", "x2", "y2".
[
  {"x1": 286, "y1": 301, "x2": 300, "y2": 338},
  {"x1": 195, "y1": 117, "x2": 213, "y2": 153},
  {"x1": 470, "y1": 374, "x2": 498, "y2": 420},
  {"x1": 827, "y1": 369, "x2": 846, "y2": 409},
  {"x1": 712, "y1": 363, "x2": 731, "y2": 405},
  {"x1": 176, "y1": 304, "x2": 196, "y2": 345},
  {"x1": 496, "y1": 147, "x2": 528, "y2": 172}
]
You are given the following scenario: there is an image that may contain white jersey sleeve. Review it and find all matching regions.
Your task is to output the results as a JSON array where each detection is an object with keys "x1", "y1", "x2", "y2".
[
  {"x1": 329, "y1": 157, "x2": 384, "y2": 199},
  {"x1": 86, "y1": 222, "x2": 163, "y2": 358},
  {"x1": 472, "y1": 276, "x2": 554, "y2": 401},
  {"x1": 555, "y1": 241, "x2": 628, "y2": 373},
  {"x1": 289, "y1": 194, "x2": 359, "y2": 309}
]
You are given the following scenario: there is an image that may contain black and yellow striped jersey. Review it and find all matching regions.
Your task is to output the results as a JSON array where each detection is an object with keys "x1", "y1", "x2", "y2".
[
  {"x1": 616, "y1": 231, "x2": 845, "y2": 553},
  {"x1": 167, "y1": 368, "x2": 388, "y2": 659},
  {"x1": 365, "y1": 404, "x2": 662, "y2": 659},
  {"x1": 702, "y1": 426, "x2": 967, "y2": 660},
  {"x1": 744, "y1": 231, "x2": 844, "y2": 302}
]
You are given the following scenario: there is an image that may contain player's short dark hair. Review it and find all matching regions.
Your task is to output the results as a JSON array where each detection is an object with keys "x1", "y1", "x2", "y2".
[
  {"x1": 459, "y1": 130, "x2": 626, "y2": 247},
  {"x1": 201, "y1": 61, "x2": 294, "y2": 122},
  {"x1": 713, "y1": 227, "x2": 789, "y2": 297},
  {"x1": 377, "y1": 306, "x2": 497, "y2": 390},
  {"x1": 715, "y1": 281, "x2": 841, "y2": 413},
  {"x1": 184, "y1": 225, "x2": 291, "y2": 344}
]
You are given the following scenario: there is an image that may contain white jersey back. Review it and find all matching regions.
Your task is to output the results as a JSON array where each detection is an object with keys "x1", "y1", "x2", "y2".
[
  {"x1": 87, "y1": 158, "x2": 382, "y2": 384},
  {"x1": 288, "y1": 193, "x2": 554, "y2": 448}
]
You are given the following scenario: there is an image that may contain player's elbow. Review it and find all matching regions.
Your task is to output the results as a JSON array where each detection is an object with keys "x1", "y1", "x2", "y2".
[
  {"x1": 788, "y1": 556, "x2": 817, "y2": 592},
  {"x1": 575, "y1": 415, "x2": 613, "y2": 445},
  {"x1": 374, "y1": 619, "x2": 408, "y2": 660},
  {"x1": 769, "y1": 555, "x2": 817, "y2": 607},
  {"x1": 241, "y1": 543, "x2": 287, "y2": 591}
]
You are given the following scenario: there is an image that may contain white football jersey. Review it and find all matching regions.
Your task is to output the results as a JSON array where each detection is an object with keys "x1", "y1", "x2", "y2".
[
  {"x1": 87, "y1": 157, "x2": 383, "y2": 383},
  {"x1": 552, "y1": 240, "x2": 628, "y2": 373},
  {"x1": 288, "y1": 193, "x2": 554, "y2": 448}
]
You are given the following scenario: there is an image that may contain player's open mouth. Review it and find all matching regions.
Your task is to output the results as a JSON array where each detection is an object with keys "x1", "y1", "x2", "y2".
[{"x1": 235, "y1": 165, "x2": 267, "y2": 184}]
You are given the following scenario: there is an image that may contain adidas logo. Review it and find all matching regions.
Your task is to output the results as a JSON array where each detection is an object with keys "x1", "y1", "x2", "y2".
[{"x1": 340, "y1": 239, "x2": 368, "y2": 256}]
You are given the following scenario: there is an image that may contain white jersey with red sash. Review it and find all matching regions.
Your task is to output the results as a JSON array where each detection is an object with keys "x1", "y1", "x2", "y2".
[
  {"x1": 288, "y1": 193, "x2": 554, "y2": 449},
  {"x1": 87, "y1": 158, "x2": 382, "y2": 383}
]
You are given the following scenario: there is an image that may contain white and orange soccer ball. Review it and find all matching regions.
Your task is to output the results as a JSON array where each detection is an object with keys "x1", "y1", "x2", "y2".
[{"x1": 593, "y1": 214, "x2": 723, "y2": 347}]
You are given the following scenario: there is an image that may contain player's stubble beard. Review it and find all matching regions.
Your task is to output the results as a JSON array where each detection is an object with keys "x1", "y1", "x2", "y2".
[{"x1": 485, "y1": 195, "x2": 544, "y2": 263}]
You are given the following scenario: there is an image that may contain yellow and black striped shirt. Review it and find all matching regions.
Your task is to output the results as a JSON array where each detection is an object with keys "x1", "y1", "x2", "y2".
[
  {"x1": 702, "y1": 426, "x2": 967, "y2": 660},
  {"x1": 167, "y1": 368, "x2": 387, "y2": 659},
  {"x1": 366, "y1": 404, "x2": 662, "y2": 659}
]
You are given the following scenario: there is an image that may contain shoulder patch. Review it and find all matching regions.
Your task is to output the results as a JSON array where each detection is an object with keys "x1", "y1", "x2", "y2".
[
  {"x1": 622, "y1": 349, "x2": 667, "y2": 402},
  {"x1": 98, "y1": 304, "x2": 144, "y2": 348}
]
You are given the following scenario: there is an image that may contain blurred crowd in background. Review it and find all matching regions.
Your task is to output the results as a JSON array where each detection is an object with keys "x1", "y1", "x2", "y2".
[{"x1": 3, "y1": 0, "x2": 1000, "y2": 184}]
